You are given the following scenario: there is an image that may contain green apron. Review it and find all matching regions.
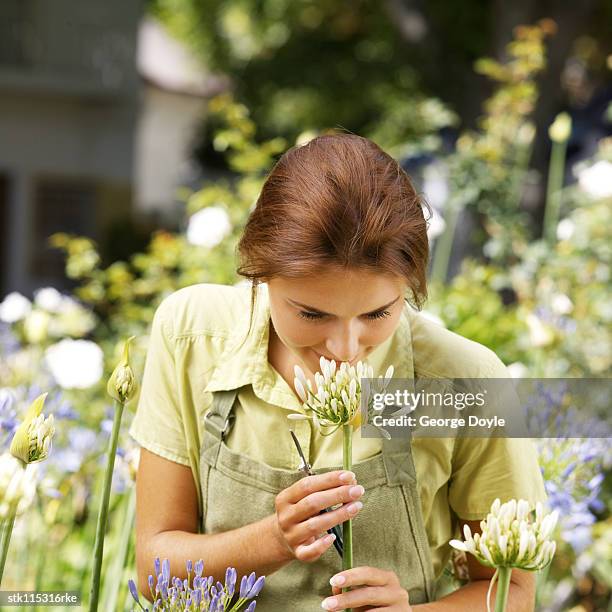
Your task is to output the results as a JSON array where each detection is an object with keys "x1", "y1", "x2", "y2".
[{"x1": 200, "y1": 385, "x2": 436, "y2": 609}]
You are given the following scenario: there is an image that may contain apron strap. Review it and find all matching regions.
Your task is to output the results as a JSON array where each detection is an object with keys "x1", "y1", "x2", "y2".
[
  {"x1": 201, "y1": 386, "x2": 242, "y2": 468},
  {"x1": 381, "y1": 434, "x2": 417, "y2": 486}
]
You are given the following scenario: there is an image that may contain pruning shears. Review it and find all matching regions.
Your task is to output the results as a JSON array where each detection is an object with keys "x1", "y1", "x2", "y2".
[{"x1": 289, "y1": 430, "x2": 344, "y2": 558}]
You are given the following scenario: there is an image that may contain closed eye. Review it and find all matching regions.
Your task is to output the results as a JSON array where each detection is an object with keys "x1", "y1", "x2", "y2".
[{"x1": 297, "y1": 309, "x2": 391, "y2": 321}]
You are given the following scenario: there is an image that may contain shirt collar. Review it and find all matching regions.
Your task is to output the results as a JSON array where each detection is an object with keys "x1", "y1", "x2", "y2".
[{"x1": 203, "y1": 283, "x2": 415, "y2": 409}]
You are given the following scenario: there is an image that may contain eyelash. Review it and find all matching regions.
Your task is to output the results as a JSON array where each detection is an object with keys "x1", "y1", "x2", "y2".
[{"x1": 297, "y1": 309, "x2": 391, "y2": 321}]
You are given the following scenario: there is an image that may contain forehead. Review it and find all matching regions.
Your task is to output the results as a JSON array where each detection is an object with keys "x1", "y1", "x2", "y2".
[{"x1": 268, "y1": 267, "x2": 406, "y2": 313}]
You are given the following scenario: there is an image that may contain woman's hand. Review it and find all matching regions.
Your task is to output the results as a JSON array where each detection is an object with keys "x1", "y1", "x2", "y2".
[
  {"x1": 271, "y1": 470, "x2": 365, "y2": 562},
  {"x1": 322, "y1": 567, "x2": 412, "y2": 611}
]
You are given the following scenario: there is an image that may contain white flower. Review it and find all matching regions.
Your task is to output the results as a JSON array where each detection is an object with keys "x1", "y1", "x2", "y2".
[
  {"x1": 0, "y1": 292, "x2": 32, "y2": 323},
  {"x1": 507, "y1": 362, "x2": 529, "y2": 378},
  {"x1": 548, "y1": 112, "x2": 571, "y2": 143},
  {"x1": 450, "y1": 498, "x2": 558, "y2": 571},
  {"x1": 10, "y1": 393, "x2": 55, "y2": 464},
  {"x1": 34, "y1": 287, "x2": 63, "y2": 313},
  {"x1": 550, "y1": 293, "x2": 573, "y2": 315},
  {"x1": 23, "y1": 310, "x2": 51, "y2": 344},
  {"x1": 526, "y1": 313, "x2": 555, "y2": 348},
  {"x1": 48, "y1": 297, "x2": 96, "y2": 338},
  {"x1": 45, "y1": 339, "x2": 104, "y2": 389},
  {"x1": 556, "y1": 219, "x2": 575, "y2": 241},
  {"x1": 293, "y1": 356, "x2": 394, "y2": 435},
  {"x1": 0, "y1": 453, "x2": 39, "y2": 519},
  {"x1": 576, "y1": 160, "x2": 612, "y2": 199},
  {"x1": 186, "y1": 206, "x2": 232, "y2": 248}
]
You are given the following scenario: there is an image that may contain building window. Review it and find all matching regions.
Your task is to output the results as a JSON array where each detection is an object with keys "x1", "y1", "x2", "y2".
[{"x1": 29, "y1": 175, "x2": 97, "y2": 280}]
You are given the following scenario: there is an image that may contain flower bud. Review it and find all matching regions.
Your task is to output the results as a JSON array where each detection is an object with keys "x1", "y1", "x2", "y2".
[
  {"x1": 107, "y1": 336, "x2": 137, "y2": 404},
  {"x1": 548, "y1": 112, "x2": 571, "y2": 143},
  {"x1": 10, "y1": 393, "x2": 55, "y2": 464}
]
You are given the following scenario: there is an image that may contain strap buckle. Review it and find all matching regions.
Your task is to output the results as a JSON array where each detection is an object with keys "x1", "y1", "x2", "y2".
[{"x1": 204, "y1": 410, "x2": 233, "y2": 440}]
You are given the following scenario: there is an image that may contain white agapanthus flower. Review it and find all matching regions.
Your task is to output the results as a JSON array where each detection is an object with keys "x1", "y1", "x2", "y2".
[
  {"x1": 9, "y1": 393, "x2": 55, "y2": 464},
  {"x1": 0, "y1": 453, "x2": 38, "y2": 520},
  {"x1": 293, "y1": 356, "x2": 394, "y2": 436},
  {"x1": 0, "y1": 292, "x2": 32, "y2": 323},
  {"x1": 525, "y1": 313, "x2": 555, "y2": 348},
  {"x1": 45, "y1": 339, "x2": 104, "y2": 389},
  {"x1": 48, "y1": 297, "x2": 97, "y2": 338},
  {"x1": 507, "y1": 362, "x2": 529, "y2": 379},
  {"x1": 556, "y1": 218, "x2": 575, "y2": 241},
  {"x1": 450, "y1": 498, "x2": 558, "y2": 571},
  {"x1": 23, "y1": 310, "x2": 51, "y2": 344},
  {"x1": 576, "y1": 160, "x2": 612, "y2": 199},
  {"x1": 34, "y1": 287, "x2": 64, "y2": 312},
  {"x1": 550, "y1": 293, "x2": 573, "y2": 315},
  {"x1": 186, "y1": 206, "x2": 232, "y2": 248}
]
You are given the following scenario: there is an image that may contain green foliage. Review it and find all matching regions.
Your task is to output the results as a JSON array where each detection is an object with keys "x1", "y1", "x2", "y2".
[
  {"x1": 427, "y1": 263, "x2": 527, "y2": 366},
  {"x1": 430, "y1": 20, "x2": 555, "y2": 283},
  {"x1": 149, "y1": 0, "x2": 455, "y2": 151}
]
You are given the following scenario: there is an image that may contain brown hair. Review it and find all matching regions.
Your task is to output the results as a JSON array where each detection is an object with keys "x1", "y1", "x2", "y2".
[{"x1": 236, "y1": 132, "x2": 432, "y2": 340}]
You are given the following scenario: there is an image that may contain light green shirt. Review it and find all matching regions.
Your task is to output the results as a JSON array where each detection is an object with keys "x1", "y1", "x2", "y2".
[{"x1": 128, "y1": 282, "x2": 546, "y2": 579}]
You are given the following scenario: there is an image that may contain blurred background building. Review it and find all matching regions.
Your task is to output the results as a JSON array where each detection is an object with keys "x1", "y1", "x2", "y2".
[{"x1": 0, "y1": 1, "x2": 227, "y2": 296}]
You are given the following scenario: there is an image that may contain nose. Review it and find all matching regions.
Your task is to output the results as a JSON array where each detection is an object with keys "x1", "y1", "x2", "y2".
[{"x1": 325, "y1": 320, "x2": 361, "y2": 364}]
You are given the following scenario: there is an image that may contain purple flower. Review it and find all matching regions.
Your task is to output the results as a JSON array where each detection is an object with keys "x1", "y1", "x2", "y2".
[
  {"x1": 245, "y1": 601, "x2": 257, "y2": 612},
  {"x1": 129, "y1": 559, "x2": 265, "y2": 611},
  {"x1": 192, "y1": 588, "x2": 202, "y2": 607},
  {"x1": 225, "y1": 567, "x2": 237, "y2": 595},
  {"x1": 128, "y1": 579, "x2": 139, "y2": 604},
  {"x1": 246, "y1": 575, "x2": 266, "y2": 599},
  {"x1": 161, "y1": 559, "x2": 170, "y2": 582}
]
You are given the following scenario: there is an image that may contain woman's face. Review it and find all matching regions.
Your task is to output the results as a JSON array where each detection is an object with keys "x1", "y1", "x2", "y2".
[{"x1": 266, "y1": 266, "x2": 407, "y2": 375}]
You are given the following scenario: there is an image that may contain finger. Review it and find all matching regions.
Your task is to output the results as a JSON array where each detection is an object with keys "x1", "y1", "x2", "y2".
[
  {"x1": 290, "y1": 500, "x2": 363, "y2": 544},
  {"x1": 321, "y1": 586, "x2": 393, "y2": 611},
  {"x1": 281, "y1": 470, "x2": 356, "y2": 504},
  {"x1": 294, "y1": 532, "x2": 337, "y2": 563},
  {"x1": 329, "y1": 566, "x2": 397, "y2": 589},
  {"x1": 290, "y1": 483, "x2": 365, "y2": 523}
]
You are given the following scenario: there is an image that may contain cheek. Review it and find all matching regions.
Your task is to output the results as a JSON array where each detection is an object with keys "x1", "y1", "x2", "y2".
[{"x1": 273, "y1": 311, "x2": 325, "y2": 348}]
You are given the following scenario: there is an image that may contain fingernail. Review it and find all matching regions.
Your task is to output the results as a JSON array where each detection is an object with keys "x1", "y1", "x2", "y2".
[
  {"x1": 322, "y1": 597, "x2": 337, "y2": 610},
  {"x1": 349, "y1": 485, "x2": 364, "y2": 498},
  {"x1": 347, "y1": 501, "x2": 363, "y2": 514},
  {"x1": 339, "y1": 471, "x2": 355, "y2": 482},
  {"x1": 324, "y1": 533, "x2": 336, "y2": 544},
  {"x1": 329, "y1": 574, "x2": 346, "y2": 586}
]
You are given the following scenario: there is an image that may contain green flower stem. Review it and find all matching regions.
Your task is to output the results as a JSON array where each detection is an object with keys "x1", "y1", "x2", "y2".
[
  {"x1": 543, "y1": 137, "x2": 568, "y2": 243},
  {"x1": 89, "y1": 399, "x2": 125, "y2": 612},
  {"x1": 0, "y1": 458, "x2": 25, "y2": 586},
  {"x1": 494, "y1": 567, "x2": 512, "y2": 612},
  {"x1": 0, "y1": 506, "x2": 17, "y2": 585},
  {"x1": 103, "y1": 487, "x2": 136, "y2": 612},
  {"x1": 342, "y1": 424, "x2": 353, "y2": 612}
]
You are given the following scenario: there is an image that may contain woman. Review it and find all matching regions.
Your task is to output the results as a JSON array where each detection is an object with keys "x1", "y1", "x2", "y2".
[{"x1": 130, "y1": 133, "x2": 546, "y2": 610}]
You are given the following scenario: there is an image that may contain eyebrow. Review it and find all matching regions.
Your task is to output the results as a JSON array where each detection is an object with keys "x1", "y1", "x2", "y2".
[{"x1": 287, "y1": 295, "x2": 401, "y2": 316}]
